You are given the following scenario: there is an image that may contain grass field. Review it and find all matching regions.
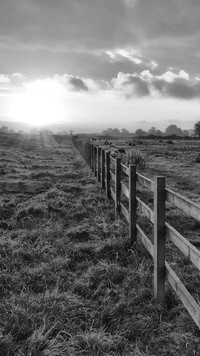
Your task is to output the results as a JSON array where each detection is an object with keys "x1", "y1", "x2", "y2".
[{"x1": 0, "y1": 132, "x2": 200, "y2": 355}]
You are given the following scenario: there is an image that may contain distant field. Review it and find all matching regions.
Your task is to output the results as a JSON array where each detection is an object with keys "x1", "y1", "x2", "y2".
[
  {"x1": 87, "y1": 136, "x2": 200, "y2": 202},
  {"x1": 0, "y1": 132, "x2": 200, "y2": 356}
]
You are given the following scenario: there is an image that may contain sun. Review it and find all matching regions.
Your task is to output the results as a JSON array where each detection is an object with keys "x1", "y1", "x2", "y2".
[{"x1": 11, "y1": 79, "x2": 66, "y2": 126}]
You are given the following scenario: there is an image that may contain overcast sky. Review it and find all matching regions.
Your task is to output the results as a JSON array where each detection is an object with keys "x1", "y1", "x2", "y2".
[{"x1": 0, "y1": 0, "x2": 200, "y2": 131}]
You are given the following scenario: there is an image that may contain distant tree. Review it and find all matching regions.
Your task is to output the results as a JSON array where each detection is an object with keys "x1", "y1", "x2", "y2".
[
  {"x1": 102, "y1": 128, "x2": 121, "y2": 136},
  {"x1": 165, "y1": 125, "x2": 184, "y2": 137},
  {"x1": 134, "y1": 129, "x2": 147, "y2": 137},
  {"x1": 121, "y1": 128, "x2": 130, "y2": 137},
  {"x1": 194, "y1": 121, "x2": 200, "y2": 137},
  {"x1": 0, "y1": 125, "x2": 8, "y2": 133},
  {"x1": 112, "y1": 128, "x2": 121, "y2": 136},
  {"x1": 147, "y1": 127, "x2": 163, "y2": 136},
  {"x1": 148, "y1": 126, "x2": 157, "y2": 135},
  {"x1": 121, "y1": 128, "x2": 129, "y2": 134},
  {"x1": 155, "y1": 130, "x2": 163, "y2": 136},
  {"x1": 183, "y1": 130, "x2": 189, "y2": 137}
]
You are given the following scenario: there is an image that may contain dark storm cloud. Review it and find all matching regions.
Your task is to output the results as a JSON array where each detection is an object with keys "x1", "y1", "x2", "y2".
[
  {"x1": 154, "y1": 79, "x2": 198, "y2": 99},
  {"x1": 69, "y1": 77, "x2": 88, "y2": 91},
  {"x1": 110, "y1": 70, "x2": 200, "y2": 100},
  {"x1": 1, "y1": 0, "x2": 200, "y2": 78},
  {"x1": 147, "y1": 72, "x2": 200, "y2": 100},
  {"x1": 112, "y1": 72, "x2": 150, "y2": 98},
  {"x1": 123, "y1": 75, "x2": 150, "y2": 96}
]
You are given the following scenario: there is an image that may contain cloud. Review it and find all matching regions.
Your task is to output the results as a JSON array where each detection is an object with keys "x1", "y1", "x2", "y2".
[
  {"x1": 157, "y1": 70, "x2": 189, "y2": 83},
  {"x1": 106, "y1": 48, "x2": 142, "y2": 64},
  {"x1": 1, "y1": 68, "x2": 200, "y2": 101},
  {"x1": 112, "y1": 72, "x2": 150, "y2": 98},
  {"x1": 69, "y1": 77, "x2": 88, "y2": 91},
  {"x1": 140, "y1": 69, "x2": 200, "y2": 99},
  {"x1": 110, "y1": 69, "x2": 200, "y2": 100},
  {"x1": 0, "y1": 74, "x2": 10, "y2": 83},
  {"x1": 1, "y1": 0, "x2": 200, "y2": 80}
]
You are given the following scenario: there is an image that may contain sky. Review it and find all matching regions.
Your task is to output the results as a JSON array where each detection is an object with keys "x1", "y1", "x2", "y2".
[{"x1": 0, "y1": 0, "x2": 200, "y2": 132}]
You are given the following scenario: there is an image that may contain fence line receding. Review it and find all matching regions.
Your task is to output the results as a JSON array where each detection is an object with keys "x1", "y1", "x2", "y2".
[{"x1": 72, "y1": 136, "x2": 200, "y2": 329}]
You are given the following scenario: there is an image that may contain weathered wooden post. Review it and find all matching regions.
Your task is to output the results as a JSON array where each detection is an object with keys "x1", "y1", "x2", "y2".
[
  {"x1": 88, "y1": 143, "x2": 91, "y2": 168},
  {"x1": 129, "y1": 164, "x2": 137, "y2": 243},
  {"x1": 101, "y1": 149, "x2": 105, "y2": 189},
  {"x1": 91, "y1": 145, "x2": 94, "y2": 172},
  {"x1": 87, "y1": 143, "x2": 89, "y2": 164},
  {"x1": 115, "y1": 157, "x2": 121, "y2": 216},
  {"x1": 105, "y1": 151, "x2": 111, "y2": 198},
  {"x1": 154, "y1": 176, "x2": 166, "y2": 305},
  {"x1": 94, "y1": 147, "x2": 97, "y2": 177},
  {"x1": 97, "y1": 147, "x2": 101, "y2": 183}
]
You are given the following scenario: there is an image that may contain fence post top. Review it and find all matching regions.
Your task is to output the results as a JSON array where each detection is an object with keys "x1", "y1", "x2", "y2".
[
  {"x1": 155, "y1": 176, "x2": 165, "y2": 182},
  {"x1": 129, "y1": 164, "x2": 136, "y2": 169}
]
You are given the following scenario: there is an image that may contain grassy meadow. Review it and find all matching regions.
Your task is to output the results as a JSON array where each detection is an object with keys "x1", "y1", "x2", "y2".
[{"x1": 0, "y1": 132, "x2": 200, "y2": 355}]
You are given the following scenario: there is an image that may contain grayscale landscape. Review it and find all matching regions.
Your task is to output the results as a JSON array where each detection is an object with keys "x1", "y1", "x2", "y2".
[{"x1": 0, "y1": 1, "x2": 200, "y2": 355}]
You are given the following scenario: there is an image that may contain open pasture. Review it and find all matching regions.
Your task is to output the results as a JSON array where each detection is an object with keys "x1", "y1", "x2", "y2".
[
  {"x1": 0, "y1": 132, "x2": 200, "y2": 355},
  {"x1": 86, "y1": 137, "x2": 200, "y2": 202}
]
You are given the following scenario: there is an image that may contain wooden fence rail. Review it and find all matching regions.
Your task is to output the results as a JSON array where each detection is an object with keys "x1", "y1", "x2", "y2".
[{"x1": 72, "y1": 136, "x2": 200, "y2": 328}]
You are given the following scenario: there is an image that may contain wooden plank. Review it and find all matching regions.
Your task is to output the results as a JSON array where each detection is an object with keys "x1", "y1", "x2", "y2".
[
  {"x1": 136, "y1": 224, "x2": 154, "y2": 257},
  {"x1": 165, "y1": 222, "x2": 200, "y2": 271},
  {"x1": 120, "y1": 203, "x2": 129, "y2": 223},
  {"x1": 136, "y1": 197, "x2": 154, "y2": 223},
  {"x1": 154, "y1": 176, "x2": 166, "y2": 305},
  {"x1": 165, "y1": 262, "x2": 200, "y2": 328},
  {"x1": 110, "y1": 171, "x2": 115, "y2": 183},
  {"x1": 137, "y1": 173, "x2": 154, "y2": 192},
  {"x1": 110, "y1": 155, "x2": 115, "y2": 163},
  {"x1": 115, "y1": 157, "x2": 121, "y2": 215},
  {"x1": 166, "y1": 188, "x2": 200, "y2": 223},
  {"x1": 110, "y1": 188, "x2": 115, "y2": 201},
  {"x1": 105, "y1": 151, "x2": 111, "y2": 198},
  {"x1": 121, "y1": 163, "x2": 129, "y2": 176},
  {"x1": 121, "y1": 182, "x2": 129, "y2": 199},
  {"x1": 101, "y1": 149, "x2": 105, "y2": 189},
  {"x1": 129, "y1": 165, "x2": 137, "y2": 243}
]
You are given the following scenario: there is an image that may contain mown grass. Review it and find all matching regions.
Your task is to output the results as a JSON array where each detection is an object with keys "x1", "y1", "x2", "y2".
[{"x1": 0, "y1": 132, "x2": 200, "y2": 355}]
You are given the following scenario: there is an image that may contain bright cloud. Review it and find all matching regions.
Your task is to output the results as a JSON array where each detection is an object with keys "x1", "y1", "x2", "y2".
[
  {"x1": 0, "y1": 74, "x2": 10, "y2": 84},
  {"x1": 106, "y1": 48, "x2": 143, "y2": 64},
  {"x1": 1, "y1": 69, "x2": 200, "y2": 101}
]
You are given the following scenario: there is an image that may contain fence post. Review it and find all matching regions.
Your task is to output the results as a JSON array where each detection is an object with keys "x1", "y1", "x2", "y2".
[
  {"x1": 93, "y1": 145, "x2": 95, "y2": 173},
  {"x1": 129, "y1": 164, "x2": 137, "y2": 243},
  {"x1": 101, "y1": 149, "x2": 105, "y2": 190},
  {"x1": 92, "y1": 145, "x2": 95, "y2": 173},
  {"x1": 86, "y1": 142, "x2": 90, "y2": 165},
  {"x1": 154, "y1": 176, "x2": 166, "y2": 306},
  {"x1": 115, "y1": 157, "x2": 121, "y2": 216},
  {"x1": 97, "y1": 147, "x2": 101, "y2": 183},
  {"x1": 89, "y1": 143, "x2": 92, "y2": 169},
  {"x1": 105, "y1": 151, "x2": 111, "y2": 198},
  {"x1": 94, "y1": 147, "x2": 97, "y2": 177},
  {"x1": 91, "y1": 145, "x2": 93, "y2": 172}
]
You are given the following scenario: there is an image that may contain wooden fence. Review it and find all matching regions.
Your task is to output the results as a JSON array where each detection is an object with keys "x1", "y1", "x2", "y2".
[{"x1": 72, "y1": 136, "x2": 200, "y2": 328}]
